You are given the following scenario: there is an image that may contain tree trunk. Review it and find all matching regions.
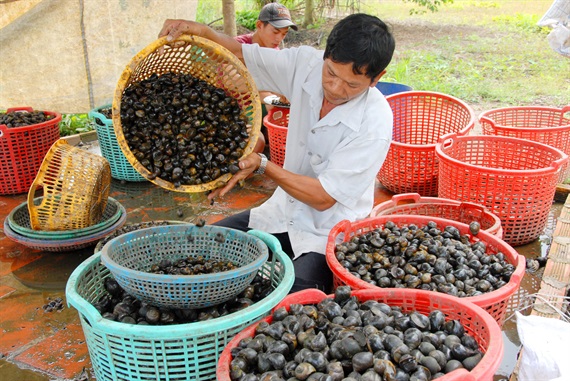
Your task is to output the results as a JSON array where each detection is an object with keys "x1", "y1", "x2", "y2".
[
  {"x1": 303, "y1": 0, "x2": 315, "y2": 28},
  {"x1": 222, "y1": 0, "x2": 237, "y2": 37}
]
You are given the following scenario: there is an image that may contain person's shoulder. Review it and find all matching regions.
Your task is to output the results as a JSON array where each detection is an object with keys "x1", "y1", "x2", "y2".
[{"x1": 235, "y1": 33, "x2": 254, "y2": 44}]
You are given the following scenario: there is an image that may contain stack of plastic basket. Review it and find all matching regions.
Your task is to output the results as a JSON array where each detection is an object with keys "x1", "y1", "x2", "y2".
[
  {"x1": 66, "y1": 229, "x2": 293, "y2": 381},
  {"x1": 371, "y1": 193, "x2": 503, "y2": 238},
  {"x1": 89, "y1": 104, "x2": 146, "y2": 182},
  {"x1": 3, "y1": 138, "x2": 124, "y2": 252},
  {"x1": 325, "y1": 215, "x2": 526, "y2": 327},
  {"x1": 479, "y1": 105, "x2": 570, "y2": 182},
  {"x1": 263, "y1": 107, "x2": 289, "y2": 167},
  {"x1": 436, "y1": 132, "x2": 569, "y2": 246},
  {"x1": 4, "y1": 197, "x2": 126, "y2": 252},
  {"x1": 0, "y1": 107, "x2": 61, "y2": 195},
  {"x1": 217, "y1": 288, "x2": 504, "y2": 381},
  {"x1": 377, "y1": 91, "x2": 476, "y2": 196}
]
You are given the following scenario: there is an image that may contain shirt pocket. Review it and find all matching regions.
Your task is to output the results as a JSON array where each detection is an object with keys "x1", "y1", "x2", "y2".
[{"x1": 309, "y1": 153, "x2": 328, "y2": 174}]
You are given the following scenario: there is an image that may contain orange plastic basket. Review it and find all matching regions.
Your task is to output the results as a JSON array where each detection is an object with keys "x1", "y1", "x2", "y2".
[
  {"x1": 217, "y1": 288, "x2": 504, "y2": 381},
  {"x1": 436, "y1": 133, "x2": 568, "y2": 246},
  {"x1": 0, "y1": 107, "x2": 61, "y2": 195},
  {"x1": 325, "y1": 215, "x2": 525, "y2": 327},
  {"x1": 480, "y1": 106, "x2": 570, "y2": 180},
  {"x1": 371, "y1": 193, "x2": 503, "y2": 238},
  {"x1": 263, "y1": 108, "x2": 289, "y2": 167},
  {"x1": 377, "y1": 91, "x2": 475, "y2": 196},
  {"x1": 27, "y1": 139, "x2": 111, "y2": 231}
]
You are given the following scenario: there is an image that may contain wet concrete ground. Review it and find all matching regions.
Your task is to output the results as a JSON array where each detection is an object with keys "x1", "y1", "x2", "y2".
[{"x1": 0, "y1": 175, "x2": 562, "y2": 381}]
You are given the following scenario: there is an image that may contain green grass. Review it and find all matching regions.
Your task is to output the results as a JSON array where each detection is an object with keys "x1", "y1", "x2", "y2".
[{"x1": 59, "y1": 113, "x2": 94, "y2": 137}]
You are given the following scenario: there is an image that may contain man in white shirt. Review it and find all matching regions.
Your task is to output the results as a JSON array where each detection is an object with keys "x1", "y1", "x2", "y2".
[{"x1": 159, "y1": 13, "x2": 395, "y2": 292}]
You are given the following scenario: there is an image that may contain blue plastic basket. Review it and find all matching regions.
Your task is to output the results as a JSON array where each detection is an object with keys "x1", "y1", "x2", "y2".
[
  {"x1": 65, "y1": 230, "x2": 293, "y2": 381},
  {"x1": 375, "y1": 81, "x2": 412, "y2": 96},
  {"x1": 89, "y1": 105, "x2": 146, "y2": 182}
]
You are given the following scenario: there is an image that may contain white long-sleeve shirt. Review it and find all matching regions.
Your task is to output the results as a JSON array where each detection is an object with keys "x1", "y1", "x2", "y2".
[{"x1": 242, "y1": 44, "x2": 393, "y2": 258}]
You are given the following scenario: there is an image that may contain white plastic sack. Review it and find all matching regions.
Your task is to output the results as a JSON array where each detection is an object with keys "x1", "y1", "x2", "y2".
[
  {"x1": 516, "y1": 311, "x2": 570, "y2": 381},
  {"x1": 538, "y1": 0, "x2": 570, "y2": 58}
]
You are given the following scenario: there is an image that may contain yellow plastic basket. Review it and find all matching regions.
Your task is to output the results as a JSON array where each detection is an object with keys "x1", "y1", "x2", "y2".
[
  {"x1": 112, "y1": 35, "x2": 261, "y2": 193},
  {"x1": 27, "y1": 139, "x2": 111, "y2": 231}
]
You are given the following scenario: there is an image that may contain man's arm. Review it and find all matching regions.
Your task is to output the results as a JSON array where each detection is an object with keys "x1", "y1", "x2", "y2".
[
  {"x1": 209, "y1": 153, "x2": 336, "y2": 212},
  {"x1": 159, "y1": 19, "x2": 244, "y2": 60}
]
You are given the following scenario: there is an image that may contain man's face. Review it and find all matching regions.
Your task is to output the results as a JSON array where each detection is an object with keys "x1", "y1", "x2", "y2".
[
  {"x1": 256, "y1": 20, "x2": 289, "y2": 49},
  {"x1": 321, "y1": 58, "x2": 379, "y2": 105}
]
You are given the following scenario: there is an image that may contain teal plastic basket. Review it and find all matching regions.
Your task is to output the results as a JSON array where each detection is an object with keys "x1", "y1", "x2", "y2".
[
  {"x1": 89, "y1": 105, "x2": 146, "y2": 182},
  {"x1": 100, "y1": 225, "x2": 270, "y2": 309},
  {"x1": 65, "y1": 230, "x2": 293, "y2": 381}
]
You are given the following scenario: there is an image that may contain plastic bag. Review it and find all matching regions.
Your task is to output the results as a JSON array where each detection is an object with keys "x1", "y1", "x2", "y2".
[
  {"x1": 538, "y1": 0, "x2": 570, "y2": 58},
  {"x1": 516, "y1": 311, "x2": 570, "y2": 380}
]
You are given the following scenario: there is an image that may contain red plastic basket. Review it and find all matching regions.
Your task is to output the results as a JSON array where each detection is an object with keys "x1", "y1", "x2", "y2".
[
  {"x1": 371, "y1": 193, "x2": 503, "y2": 238},
  {"x1": 480, "y1": 105, "x2": 570, "y2": 180},
  {"x1": 217, "y1": 288, "x2": 504, "y2": 381},
  {"x1": 263, "y1": 108, "x2": 289, "y2": 167},
  {"x1": 377, "y1": 91, "x2": 475, "y2": 196},
  {"x1": 0, "y1": 107, "x2": 61, "y2": 195},
  {"x1": 436, "y1": 133, "x2": 568, "y2": 246},
  {"x1": 325, "y1": 215, "x2": 525, "y2": 327}
]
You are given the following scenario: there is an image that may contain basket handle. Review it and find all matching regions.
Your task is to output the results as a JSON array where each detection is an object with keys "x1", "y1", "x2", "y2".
[
  {"x1": 7, "y1": 106, "x2": 34, "y2": 113},
  {"x1": 561, "y1": 105, "x2": 570, "y2": 114},
  {"x1": 478, "y1": 114, "x2": 496, "y2": 130},
  {"x1": 247, "y1": 229, "x2": 283, "y2": 254},
  {"x1": 389, "y1": 193, "x2": 423, "y2": 205},
  {"x1": 438, "y1": 132, "x2": 457, "y2": 147},
  {"x1": 88, "y1": 108, "x2": 110, "y2": 123},
  {"x1": 552, "y1": 152, "x2": 569, "y2": 171}
]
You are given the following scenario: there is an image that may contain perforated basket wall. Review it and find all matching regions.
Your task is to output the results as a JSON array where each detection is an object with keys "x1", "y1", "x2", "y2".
[
  {"x1": 27, "y1": 139, "x2": 111, "y2": 231},
  {"x1": 0, "y1": 107, "x2": 61, "y2": 195},
  {"x1": 65, "y1": 230, "x2": 293, "y2": 381},
  {"x1": 217, "y1": 288, "x2": 504, "y2": 381},
  {"x1": 112, "y1": 35, "x2": 261, "y2": 193},
  {"x1": 89, "y1": 105, "x2": 146, "y2": 182},
  {"x1": 325, "y1": 216, "x2": 525, "y2": 327},
  {"x1": 377, "y1": 91, "x2": 475, "y2": 196},
  {"x1": 436, "y1": 134, "x2": 568, "y2": 246},
  {"x1": 100, "y1": 224, "x2": 269, "y2": 309},
  {"x1": 263, "y1": 108, "x2": 289, "y2": 167},
  {"x1": 370, "y1": 193, "x2": 503, "y2": 238},
  {"x1": 479, "y1": 106, "x2": 570, "y2": 181}
]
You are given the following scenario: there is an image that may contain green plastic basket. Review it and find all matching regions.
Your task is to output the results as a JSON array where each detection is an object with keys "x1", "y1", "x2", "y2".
[
  {"x1": 89, "y1": 105, "x2": 146, "y2": 182},
  {"x1": 65, "y1": 230, "x2": 293, "y2": 381},
  {"x1": 8, "y1": 197, "x2": 124, "y2": 239}
]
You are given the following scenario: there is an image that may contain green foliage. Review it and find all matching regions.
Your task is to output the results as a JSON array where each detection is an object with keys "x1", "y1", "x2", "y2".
[
  {"x1": 237, "y1": 10, "x2": 259, "y2": 31},
  {"x1": 403, "y1": 0, "x2": 455, "y2": 14},
  {"x1": 59, "y1": 114, "x2": 94, "y2": 137},
  {"x1": 492, "y1": 13, "x2": 549, "y2": 34}
]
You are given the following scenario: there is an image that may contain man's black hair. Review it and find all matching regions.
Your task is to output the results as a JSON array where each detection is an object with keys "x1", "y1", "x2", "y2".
[{"x1": 324, "y1": 13, "x2": 396, "y2": 81}]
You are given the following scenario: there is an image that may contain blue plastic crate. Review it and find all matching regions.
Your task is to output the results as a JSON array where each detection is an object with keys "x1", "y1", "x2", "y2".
[
  {"x1": 375, "y1": 81, "x2": 412, "y2": 96},
  {"x1": 65, "y1": 229, "x2": 293, "y2": 381},
  {"x1": 89, "y1": 105, "x2": 146, "y2": 182}
]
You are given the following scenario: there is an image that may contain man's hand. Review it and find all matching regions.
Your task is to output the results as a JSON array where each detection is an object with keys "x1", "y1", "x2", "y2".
[
  {"x1": 159, "y1": 19, "x2": 202, "y2": 41},
  {"x1": 207, "y1": 153, "x2": 262, "y2": 201}
]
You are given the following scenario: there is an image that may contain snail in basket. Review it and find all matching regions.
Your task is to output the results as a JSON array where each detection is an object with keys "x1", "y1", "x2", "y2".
[
  {"x1": 93, "y1": 274, "x2": 273, "y2": 325},
  {"x1": 120, "y1": 71, "x2": 249, "y2": 187},
  {"x1": 0, "y1": 110, "x2": 55, "y2": 128},
  {"x1": 334, "y1": 221, "x2": 515, "y2": 297},
  {"x1": 229, "y1": 286, "x2": 483, "y2": 380}
]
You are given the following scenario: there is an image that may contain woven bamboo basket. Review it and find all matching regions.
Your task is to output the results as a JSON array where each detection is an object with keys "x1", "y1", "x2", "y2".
[
  {"x1": 27, "y1": 139, "x2": 111, "y2": 231},
  {"x1": 112, "y1": 35, "x2": 261, "y2": 193}
]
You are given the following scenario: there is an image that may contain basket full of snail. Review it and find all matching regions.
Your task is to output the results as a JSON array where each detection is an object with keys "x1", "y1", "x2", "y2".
[
  {"x1": 112, "y1": 35, "x2": 262, "y2": 193},
  {"x1": 325, "y1": 215, "x2": 525, "y2": 327},
  {"x1": 217, "y1": 287, "x2": 504, "y2": 381},
  {"x1": 66, "y1": 229, "x2": 294, "y2": 381}
]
